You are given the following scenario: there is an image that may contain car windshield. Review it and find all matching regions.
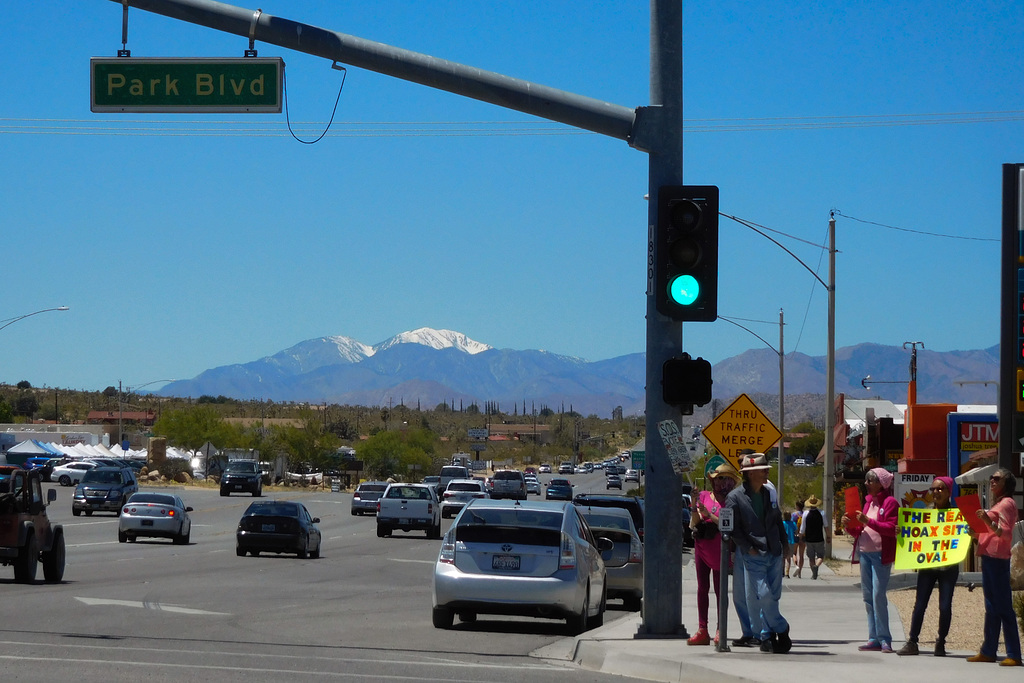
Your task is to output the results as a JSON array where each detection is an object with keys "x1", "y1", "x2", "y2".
[
  {"x1": 549, "y1": 479, "x2": 571, "y2": 487},
  {"x1": 493, "y1": 471, "x2": 521, "y2": 480},
  {"x1": 129, "y1": 493, "x2": 177, "y2": 506},
  {"x1": 226, "y1": 462, "x2": 258, "y2": 473},
  {"x1": 358, "y1": 484, "x2": 386, "y2": 492},
  {"x1": 386, "y1": 486, "x2": 432, "y2": 499},
  {"x1": 455, "y1": 508, "x2": 563, "y2": 545},
  {"x1": 82, "y1": 469, "x2": 121, "y2": 484},
  {"x1": 246, "y1": 502, "x2": 298, "y2": 517},
  {"x1": 581, "y1": 511, "x2": 632, "y2": 531},
  {"x1": 448, "y1": 482, "x2": 481, "y2": 492}
]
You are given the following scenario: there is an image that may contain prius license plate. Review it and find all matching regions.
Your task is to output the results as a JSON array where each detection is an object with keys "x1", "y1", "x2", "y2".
[
  {"x1": 492, "y1": 554, "x2": 521, "y2": 571},
  {"x1": 141, "y1": 520, "x2": 154, "y2": 527},
  {"x1": 262, "y1": 524, "x2": 276, "y2": 532}
]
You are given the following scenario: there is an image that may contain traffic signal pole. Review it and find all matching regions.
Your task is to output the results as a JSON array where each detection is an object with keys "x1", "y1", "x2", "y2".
[{"x1": 111, "y1": 0, "x2": 687, "y2": 636}]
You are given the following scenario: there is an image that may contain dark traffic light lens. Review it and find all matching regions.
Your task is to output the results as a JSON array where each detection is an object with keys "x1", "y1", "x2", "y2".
[
  {"x1": 668, "y1": 237, "x2": 701, "y2": 269},
  {"x1": 669, "y1": 199, "x2": 701, "y2": 230}
]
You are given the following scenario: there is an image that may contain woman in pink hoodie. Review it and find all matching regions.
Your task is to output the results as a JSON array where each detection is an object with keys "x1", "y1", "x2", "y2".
[{"x1": 842, "y1": 467, "x2": 899, "y2": 653}]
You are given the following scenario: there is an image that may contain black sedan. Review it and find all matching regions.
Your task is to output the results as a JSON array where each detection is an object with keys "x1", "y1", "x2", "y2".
[
  {"x1": 236, "y1": 500, "x2": 321, "y2": 559},
  {"x1": 545, "y1": 478, "x2": 574, "y2": 501}
]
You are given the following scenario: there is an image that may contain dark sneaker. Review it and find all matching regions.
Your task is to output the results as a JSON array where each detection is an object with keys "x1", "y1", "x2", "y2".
[
  {"x1": 934, "y1": 641, "x2": 946, "y2": 657},
  {"x1": 760, "y1": 638, "x2": 775, "y2": 653},
  {"x1": 897, "y1": 641, "x2": 918, "y2": 656},
  {"x1": 775, "y1": 628, "x2": 792, "y2": 654},
  {"x1": 858, "y1": 642, "x2": 882, "y2": 651},
  {"x1": 732, "y1": 636, "x2": 760, "y2": 648}
]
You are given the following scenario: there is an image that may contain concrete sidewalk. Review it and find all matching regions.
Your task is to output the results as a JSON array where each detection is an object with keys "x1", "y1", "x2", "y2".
[{"x1": 532, "y1": 552, "x2": 1019, "y2": 682}]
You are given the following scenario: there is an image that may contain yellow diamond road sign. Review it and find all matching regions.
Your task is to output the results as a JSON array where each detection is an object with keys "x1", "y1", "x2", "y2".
[{"x1": 702, "y1": 393, "x2": 782, "y2": 471}]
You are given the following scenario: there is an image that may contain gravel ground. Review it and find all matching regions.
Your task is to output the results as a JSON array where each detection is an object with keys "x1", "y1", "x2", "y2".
[{"x1": 827, "y1": 557, "x2": 1004, "y2": 654}]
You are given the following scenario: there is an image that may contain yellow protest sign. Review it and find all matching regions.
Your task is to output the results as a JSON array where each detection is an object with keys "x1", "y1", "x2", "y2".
[{"x1": 894, "y1": 508, "x2": 972, "y2": 571}]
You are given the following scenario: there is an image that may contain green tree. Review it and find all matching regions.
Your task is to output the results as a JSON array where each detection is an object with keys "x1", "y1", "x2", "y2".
[
  {"x1": 271, "y1": 409, "x2": 341, "y2": 473},
  {"x1": 787, "y1": 421, "x2": 824, "y2": 460},
  {"x1": 358, "y1": 428, "x2": 439, "y2": 480},
  {"x1": 0, "y1": 398, "x2": 12, "y2": 423},
  {"x1": 153, "y1": 405, "x2": 232, "y2": 454}
]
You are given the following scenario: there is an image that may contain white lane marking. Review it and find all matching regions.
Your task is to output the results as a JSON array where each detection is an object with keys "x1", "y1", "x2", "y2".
[
  {"x1": 389, "y1": 558, "x2": 434, "y2": 564},
  {"x1": 74, "y1": 597, "x2": 229, "y2": 616},
  {"x1": 0, "y1": 639, "x2": 563, "y2": 672}
]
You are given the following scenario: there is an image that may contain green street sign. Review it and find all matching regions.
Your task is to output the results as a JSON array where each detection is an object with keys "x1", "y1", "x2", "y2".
[{"x1": 91, "y1": 58, "x2": 284, "y2": 113}]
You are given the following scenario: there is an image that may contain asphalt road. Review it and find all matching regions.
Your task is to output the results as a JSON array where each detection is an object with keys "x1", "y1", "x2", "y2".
[{"x1": 0, "y1": 471, "x2": 643, "y2": 682}]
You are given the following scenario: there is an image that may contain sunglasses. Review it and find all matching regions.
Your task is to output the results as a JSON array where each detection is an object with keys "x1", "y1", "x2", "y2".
[{"x1": 991, "y1": 476, "x2": 1003, "y2": 482}]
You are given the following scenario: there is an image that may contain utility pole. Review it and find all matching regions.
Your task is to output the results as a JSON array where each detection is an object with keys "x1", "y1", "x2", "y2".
[
  {"x1": 110, "y1": 0, "x2": 685, "y2": 636},
  {"x1": 824, "y1": 214, "x2": 836, "y2": 558}
]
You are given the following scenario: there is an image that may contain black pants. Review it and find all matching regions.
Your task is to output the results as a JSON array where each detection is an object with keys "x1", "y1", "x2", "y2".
[{"x1": 908, "y1": 564, "x2": 959, "y2": 642}]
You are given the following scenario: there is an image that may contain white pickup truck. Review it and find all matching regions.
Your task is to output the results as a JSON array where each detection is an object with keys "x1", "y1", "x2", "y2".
[{"x1": 376, "y1": 483, "x2": 441, "y2": 539}]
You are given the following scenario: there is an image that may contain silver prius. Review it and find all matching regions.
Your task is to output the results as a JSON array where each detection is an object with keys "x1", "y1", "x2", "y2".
[
  {"x1": 118, "y1": 492, "x2": 192, "y2": 544},
  {"x1": 432, "y1": 499, "x2": 611, "y2": 635}
]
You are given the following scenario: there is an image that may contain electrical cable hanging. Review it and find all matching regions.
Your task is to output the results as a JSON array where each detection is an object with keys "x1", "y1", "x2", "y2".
[{"x1": 284, "y1": 62, "x2": 347, "y2": 145}]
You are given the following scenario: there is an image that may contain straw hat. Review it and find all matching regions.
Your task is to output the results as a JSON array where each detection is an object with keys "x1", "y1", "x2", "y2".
[
  {"x1": 709, "y1": 463, "x2": 741, "y2": 482},
  {"x1": 805, "y1": 495, "x2": 821, "y2": 509},
  {"x1": 739, "y1": 453, "x2": 770, "y2": 471}
]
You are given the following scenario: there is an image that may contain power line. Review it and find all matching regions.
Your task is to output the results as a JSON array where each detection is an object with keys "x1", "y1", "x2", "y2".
[{"x1": 833, "y1": 210, "x2": 999, "y2": 242}]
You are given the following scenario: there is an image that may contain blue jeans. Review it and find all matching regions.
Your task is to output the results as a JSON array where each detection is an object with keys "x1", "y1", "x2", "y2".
[
  {"x1": 733, "y1": 548, "x2": 753, "y2": 638},
  {"x1": 858, "y1": 551, "x2": 892, "y2": 645},
  {"x1": 741, "y1": 551, "x2": 789, "y2": 640},
  {"x1": 981, "y1": 556, "x2": 1022, "y2": 660}
]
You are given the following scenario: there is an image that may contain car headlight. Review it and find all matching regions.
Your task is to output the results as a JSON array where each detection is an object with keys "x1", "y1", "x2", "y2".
[
  {"x1": 73, "y1": 492, "x2": 85, "y2": 500},
  {"x1": 108, "y1": 490, "x2": 122, "y2": 500}
]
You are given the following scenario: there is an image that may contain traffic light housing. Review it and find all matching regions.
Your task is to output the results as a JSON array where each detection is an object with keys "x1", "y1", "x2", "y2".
[
  {"x1": 655, "y1": 185, "x2": 719, "y2": 321},
  {"x1": 663, "y1": 353, "x2": 713, "y2": 413}
]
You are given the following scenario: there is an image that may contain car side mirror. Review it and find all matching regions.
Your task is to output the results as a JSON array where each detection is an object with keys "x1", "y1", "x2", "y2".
[
  {"x1": 47, "y1": 489, "x2": 57, "y2": 504},
  {"x1": 185, "y1": 507, "x2": 194, "y2": 512},
  {"x1": 312, "y1": 517, "x2": 321, "y2": 524},
  {"x1": 597, "y1": 537, "x2": 614, "y2": 552}
]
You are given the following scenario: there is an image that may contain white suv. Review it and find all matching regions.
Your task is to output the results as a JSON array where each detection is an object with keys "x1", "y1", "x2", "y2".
[{"x1": 441, "y1": 479, "x2": 487, "y2": 518}]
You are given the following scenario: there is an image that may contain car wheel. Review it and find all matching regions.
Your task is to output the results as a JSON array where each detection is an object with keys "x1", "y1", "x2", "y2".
[
  {"x1": 376, "y1": 524, "x2": 390, "y2": 538},
  {"x1": 432, "y1": 606, "x2": 454, "y2": 629},
  {"x1": 310, "y1": 540, "x2": 320, "y2": 559},
  {"x1": 220, "y1": 489, "x2": 228, "y2": 497},
  {"x1": 58, "y1": 475, "x2": 71, "y2": 486},
  {"x1": 13, "y1": 533, "x2": 38, "y2": 584},
  {"x1": 587, "y1": 585, "x2": 606, "y2": 630},
  {"x1": 72, "y1": 508, "x2": 81, "y2": 517},
  {"x1": 297, "y1": 541, "x2": 309, "y2": 559},
  {"x1": 566, "y1": 585, "x2": 589, "y2": 636},
  {"x1": 623, "y1": 594, "x2": 642, "y2": 612},
  {"x1": 253, "y1": 487, "x2": 261, "y2": 498},
  {"x1": 85, "y1": 510, "x2": 93, "y2": 517},
  {"x1": 351, "y1": 509, "x2": 358, "y2": 516},
  {"x1": 42, "y1": 530, "x2": 66, "y2": 583},
  {"x1": 118, "y1": 530, "x2": 128, "y2": 543},
  {"x1": 458, "y1": 612, "x2": 477, "y2": 623},
  {"x1": 173, "y1": 526, "x2": 189, "y2": 545},
  {"x1": 236, "y1": 545, "x2": 246, "y2": 557}
]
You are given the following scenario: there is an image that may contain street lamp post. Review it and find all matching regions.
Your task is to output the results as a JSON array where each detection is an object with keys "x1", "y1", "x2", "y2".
[
  {"x1": 119, "y1": 378, "x2": 175, "y2": 450},
  {"x1": 0, "y1": 306, "x2": 69, "y2": 334}
]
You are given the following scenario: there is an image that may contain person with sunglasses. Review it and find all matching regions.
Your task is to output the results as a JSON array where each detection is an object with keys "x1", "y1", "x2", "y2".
[
  {"x1": 967, "y1": 468, "x2": 1021, "y2": 666},
  {"x1": 897, "y1": 476, "x2": 958, "y2": 656}
]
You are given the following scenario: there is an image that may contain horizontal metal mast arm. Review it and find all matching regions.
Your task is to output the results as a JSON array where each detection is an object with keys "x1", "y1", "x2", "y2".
[{"x1": 112, "y1": 0, "x2": 639, "y2": 143}]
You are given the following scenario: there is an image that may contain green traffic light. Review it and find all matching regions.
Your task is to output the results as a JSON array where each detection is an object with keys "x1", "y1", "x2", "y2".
[{"x1": 668, "y1": 274, "x2": 700, "y2": 306}]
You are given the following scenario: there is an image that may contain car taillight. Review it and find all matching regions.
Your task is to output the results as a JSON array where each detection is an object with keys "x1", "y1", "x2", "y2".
[
  {"x1": 628, "y1": 536, "x2": 643, "y2": 564},
  {"x1": 167, "y1": 509, "x2": 175, "y2": 517},
  {"x1": 443, "y1": 492, "x2": 453, "y2": 499},
  {"x1": 124, "y1": 506, "x2": 132, "y2": 514},
  {"x1": 377, "y1": 501, "x2": 381, "y2": 513},
  {"x1": 427, "y1": 503, "x2": 434, "y2": 515},
  {"x1": 559, "y1": 532, "x2": 577, "y2": 570},
  {"x1": 439, "y1": 531, "x2": 456, "y2": 564}
]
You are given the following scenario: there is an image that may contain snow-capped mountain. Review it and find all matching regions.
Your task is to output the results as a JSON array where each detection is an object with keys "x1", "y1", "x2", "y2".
[
  {"x1": 157, "y1": 331, "x2": 1000, "y2": 419},
  {"x1": 372, "y1": 328, "x2": 491, "y2": 356}
]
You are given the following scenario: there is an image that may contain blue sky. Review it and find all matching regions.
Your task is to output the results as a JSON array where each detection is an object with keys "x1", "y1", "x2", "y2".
[{"x1": 2, "y1": 1, "x2": 1020, "y2": 393}]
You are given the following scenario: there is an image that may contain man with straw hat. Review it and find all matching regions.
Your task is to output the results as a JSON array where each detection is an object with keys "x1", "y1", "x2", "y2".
[
  {"x1": 800, "y1": 495, "x2": 826, "y2": 579},
  {"x1": 725, "y1": 453, "x2": 791, "y2": 654}
]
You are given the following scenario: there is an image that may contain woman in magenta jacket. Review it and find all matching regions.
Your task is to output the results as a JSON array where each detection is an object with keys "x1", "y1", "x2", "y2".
[{"x1": 842, "y1": 467, "x2": 899, "y2": 653}]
